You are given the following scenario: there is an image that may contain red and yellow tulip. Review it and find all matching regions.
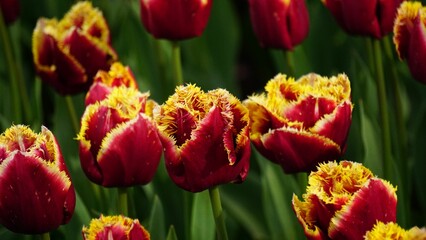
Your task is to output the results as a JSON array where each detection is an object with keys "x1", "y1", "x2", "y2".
[
  {"x1": 292, "y1": 161, "x2": 397, "y2": 240},
  {"x1": 155, "y1": 84, "x2": 251, "y2": 192},
  {"x1": 32, "y1": 1, "x2": 117, "y2": 95},
  {"x1": 0, "y1": 125, "x2": 75, "y2": 234},
  {"x1": 244, "y1": 73, "x2": 353, "y2": 173}
]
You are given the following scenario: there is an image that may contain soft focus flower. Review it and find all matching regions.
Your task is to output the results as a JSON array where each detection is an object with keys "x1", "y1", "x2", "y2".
[
  {"x1": 244, "y1": 73, "x2": 352, "y2": 173},
  {"x1": 0, "y1": 0, "x2": 19, "y2": 25},
  {"x1": 139, "y1": 0, "x2": 213, "y2": 40},
  {"x1": 247, "y1": 0, "x2": 310, "y2": 50},
  {"x1": 0, "y1": 125, "x2": 75, "y2": 234},
  {"x1": 292, "y1": 161, "x2": 397, "y2": 240},
  {"x1": 85, "y1": 62, "x2": 139, "y2": 106},
  {"x1": 364, "y1": 221, "x2": 426, "y2": 240},
  {"x1": 82, "y1": 215, "x2": 150, "y2": 240},
  {"x1": 322, "y1": 0, "x2": 404, "y2": 39},
  {"x1": 393, "y1": 1, "x2": 426, "y2": 84},
  {"x1": 155, "y1": 84, "x2": 251, "y2": 192},
  {"x1": 77, "y1": 87, "x2": 162, "y2": 187},
  {"x1": 32, "y1": 1, "x2": 118, "y2": 95}
]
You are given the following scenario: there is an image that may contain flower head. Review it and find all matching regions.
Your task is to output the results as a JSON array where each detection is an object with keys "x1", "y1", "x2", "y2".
[
  {"x1": 245, "y1": 73, "x2": 353, "y2": 173},
  {"x1": 77, "y1": 87, "x2": 162, "y2": 187},
  {"x1": 393, "y1": 1, "x2": 426, "y2": 84},
  {"x1": 0, "y1": 0, "x2": 20, "y2": 25},
  {"x1": 322, "y1": 0, "x2": 404, "y2": 38},
  {"x1": 155, "y1": 84, "x2": 251, "y2": 192},
  {"x1": 85, "y1": 62, "x2": 139, "y2": 106},
  {"x1": 0, "y1": 125, "x2": 75, "y2": 234},
  {"x1": 139, "y1": 0, "x2": 213, "y2": 40},
  {"x1": 247, "y1": 0, "x2": 310, "y2": 50},
  {"x1": 82, "y1": 215, "x2": 150, "y2": 240},
  {"x1": 32, "y1": 1, "x2": 118, "y2": 95},
  {"x1": 292, "y1": 161, "x2": 397, "y2": 240}
]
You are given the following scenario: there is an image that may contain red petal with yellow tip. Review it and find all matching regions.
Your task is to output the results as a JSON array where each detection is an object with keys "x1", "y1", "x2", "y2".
[
  {"x1": 97, "y1": 114, "x2": 162, "y2": 187},
  {"x1": 329, "y1": 178, "x2": 397, "y2": 239},
  {"x1": 260, "y1": 129, "x2": 341, "y2": 173},
  {"x1": 0, "y1": 152, "x2": 74, "y2": 234},
  {"x1": 405, "y1": 15, "x2": 426, "y2": 84}
]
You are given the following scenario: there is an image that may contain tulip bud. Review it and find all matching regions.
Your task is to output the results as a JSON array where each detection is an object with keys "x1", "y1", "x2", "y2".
[
  {"x1": 32, "y1": 1, "x2": 118, "y2": 95},
  {"x1": 393, "y1": 1, "x2": 426, "y2": 84},
  {"x1": 247, "y1": 0, "x2": 310, "y2": 50},
  {"x1": 0, "y1": 0, "x2": 19, "y2": 25},
  {"x1": 77, "y1": 87, "x2": 162, "y2": 187},
  {"x1": 155, "y1": 84, "x2": 251, "y2": 192},
  {"x1": 85, "y1": 62, "x2": 139, "y2": 106},
  {"x1": 292, "y1": 161, "x2": 397, "y2": 240},
  {"x1": 244, "y1": 73, "x2": 353, "y2": 173},
  {"x1": 82, "y1": 215, "x2": 150, "y2": 240},
  {"x1": 0, "y1": 125, "x2": 75, "y2": 234},
  {"x1": 322, "y1": 0, "x2": 404, "y2": 39},
  {"x1": 139, "y1": 0, "x2": 213, "y2": 40}
]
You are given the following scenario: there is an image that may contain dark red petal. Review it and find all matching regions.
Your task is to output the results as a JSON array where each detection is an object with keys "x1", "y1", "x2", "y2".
[
  {"x1": 85, "y1": 82, "x2": 112, "y2": 106},
  {"x1": 329, "y1": 178, "x2": 397, "y2": 239},
  {"x1": 64, "y1": 28, "x2": 115, "y2": 80},
  {"x1": 259, "y1": 129, "x2": 341, "y2": 173},
  {"x1": 0, "y1": 152, "x2": 72, "y2": 234},
  {"x1": 97, "y1": 114, "x2": 162, "y2": 187},
  {"x1": 79, "y1": 139, "x2": 103, "y2": 185},
  {"x1": 311, "y1": 101, "x2": 352, "y2": 148},
  {"x1": 129, "y1": 222, "x2": 151, "y2": 240},
  {"x1": 406, "y1": 14, "x2": 426, "y2": 84},
  {"x1": 140, "y1": 0, "x2": 213, "y2": 40},
  {"x1": 379, "y1": 0, "x2": 405, "y2": 37}
]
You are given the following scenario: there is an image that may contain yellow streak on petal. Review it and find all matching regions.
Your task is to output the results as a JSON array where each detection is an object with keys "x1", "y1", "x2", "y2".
[
  {"x1": 82, "y1": 215, "x2": 147, "y2": 240},
  {"x1": 364, "y1": 221, "x2": 407, "y2": 240}
]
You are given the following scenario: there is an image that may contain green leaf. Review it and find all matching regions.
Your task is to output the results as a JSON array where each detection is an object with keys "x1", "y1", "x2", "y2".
[
  {"x1": 148, "y1": 195, "x2": 166, "y2": 240},
  {"x1": 190, "y1": 191, "x2": 215, "y2": 240},
  {"x1": 166, "y1": 225, "x2": 178, "y2": 240}
]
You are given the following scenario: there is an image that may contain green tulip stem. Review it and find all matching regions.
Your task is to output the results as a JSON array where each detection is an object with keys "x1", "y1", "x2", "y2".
[
  {"x1": 65, "y1": 96, "x2": 79, "y2": 134},
  {"x1": 283, "y1": 50, "x2": 295, "y2": 77},
  {"x1": 118, "y1": 187, "x2": 128, "y2": 216},
  {"x1": 373, "y1": 39, "x2": 393, "y2": 180},
  {"x1": 40, "y1": 232, "x2": 50, "y2": 240},
  {"x1": 171, "y1": 41, "x2": 184, "y2": 86},
  {"x1": 0, "y1": 8, "x2": 21, "y2": 122},
  {"x1": 209, "y1": 186, "x2": 229, "y2": 240}
]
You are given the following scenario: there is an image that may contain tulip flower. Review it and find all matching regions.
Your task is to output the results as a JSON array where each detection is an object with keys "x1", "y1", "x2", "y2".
[
  {"x1": 139, "y1": 0, "x2": 213, "y2": 40},
  {"x1": 77, "y1": 86, "x2": 162, "y2": 187},
  {"x1": 247, "y1": 0, "x2": 310, "y2": 50},
  {"x1": 322, "y1": 0, "x2": 404, "y2": 39},
  {"x1": 0, "y1": 0, "x2": 19, "y2": 25},
  {"x1": 155, "y1": 84, "x2": 251, "y2": 192},
  {"x1": 393, "y1": 1, "x2": 426, "y2": 84},
  {"x1": 364, "y1": 221, "x2": 426, "y2": 240},
  {"x1": 0, "y1": 125, "x2": 75, "y2": 234},
  {"x1": 244, "y1": 73, "x2": 353, "y2": 173},
  {"x1": 85, "y1": 62, "x2": 139, "y2": 106},
  {"x1": 82, "y1": 215, "x2": 150, "y2": 240},
  {"x1": 32, "y1": 1, "x2": 118, "y2": 95},
  {"x1": 292, "y1": 161, "x2": 397, "y2": 240}
]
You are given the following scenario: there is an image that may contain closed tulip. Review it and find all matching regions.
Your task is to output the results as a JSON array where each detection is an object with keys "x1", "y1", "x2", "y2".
[
  {"x1": 322, "y1": 0, "x2": 404, "y2": 38},
  {"x1": 292, "y1": 161, "x2": 397, "y2": 240},
  {"x1": 82, "y1": 215, "x2": 150, "y2": 240},
  {"x1": 77, "y1": 87, "x2": 162, "y2": 187},
  {"x1": 0, "y1": 0, "x2": 19, "y2": 25},
  {"x1": 32, "y1": 1, "x2": 117, "y2": 95},
  {"x1": 244, "y1": 73, "x2": 353, "y2": 173},
  {"x1": 247, "y1": 0, "x2": 310, "y2": 50},
  {"x1": 85, "y1": 62, "x2": 139, "y2": 106},
  {"x1": 139, "y1": 0, "x2": 213, "y2": 40},
  {"x1": 393, "y1": 1, "x2": 426, "y2": 84},
  {"x1": 155, "y1": 84, "x2": 251, "y2": 192},
  {"x1": 0, "y1": 125, "x2": 75, "y2": 234}
]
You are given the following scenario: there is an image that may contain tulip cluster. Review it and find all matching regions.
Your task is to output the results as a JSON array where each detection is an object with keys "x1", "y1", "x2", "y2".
[
  {"x1": 244, "y1": 73, "x2": 353, "y2": 173},
  {"x1": 292, "y1": 161, "x2": 397, "y2": 239}
]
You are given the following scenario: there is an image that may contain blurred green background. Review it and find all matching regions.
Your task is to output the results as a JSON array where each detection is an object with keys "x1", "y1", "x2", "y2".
[{"x1": 1, "y1": 0, "x2": 426, "y2": 239}]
